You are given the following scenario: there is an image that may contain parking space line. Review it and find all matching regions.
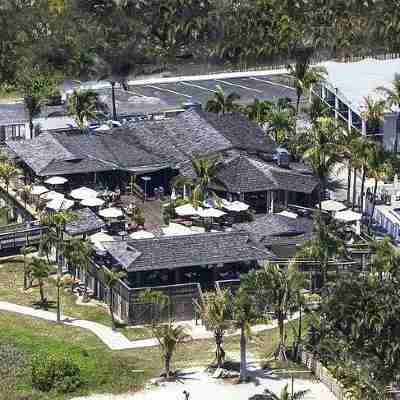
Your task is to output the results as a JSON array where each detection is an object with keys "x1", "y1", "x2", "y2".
[
  {"x1": 249, "y1": 77, "x2": 295, "y2": 91},
  {"x1": 115, "y1": 87, "x2": 144, "y2": 97},
  {"x1": 146, "y1": 85, "x2": 192, "y2": 98},
  {"x1": 179, "y1": 81, "x2": 216, "y2": 93},
  {"x1": 215, "y1": 79, "x2": 263, "y2": 93}
]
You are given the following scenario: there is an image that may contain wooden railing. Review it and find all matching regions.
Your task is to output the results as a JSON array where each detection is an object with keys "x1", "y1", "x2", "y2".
[{"x1": 0, "y1": 224, "x2": 46, "y2": 251}]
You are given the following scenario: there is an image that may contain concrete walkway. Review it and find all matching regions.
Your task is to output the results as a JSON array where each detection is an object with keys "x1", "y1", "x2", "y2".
[{"x1": 0, "y1": 301, "x2": 298, "y2": 351}]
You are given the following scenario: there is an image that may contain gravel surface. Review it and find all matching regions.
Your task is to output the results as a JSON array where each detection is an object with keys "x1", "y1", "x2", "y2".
[{"x1": 72, "y1": 365, "x2": 337, "y2": 400}]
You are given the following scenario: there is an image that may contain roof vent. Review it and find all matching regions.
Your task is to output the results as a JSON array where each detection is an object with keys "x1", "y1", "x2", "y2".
[{"x1": 273, "y1": 148, "x2": 290, "y2": 168}]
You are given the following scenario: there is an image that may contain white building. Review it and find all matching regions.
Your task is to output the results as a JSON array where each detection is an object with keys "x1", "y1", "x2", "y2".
[{"x1": 312, "y1": 58, "x2": 400, "y2": 150}]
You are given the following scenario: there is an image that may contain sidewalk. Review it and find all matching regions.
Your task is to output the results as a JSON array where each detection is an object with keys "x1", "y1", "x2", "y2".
[{"x1": 0, "y1": 301, "x2": 298, "y2": 351}]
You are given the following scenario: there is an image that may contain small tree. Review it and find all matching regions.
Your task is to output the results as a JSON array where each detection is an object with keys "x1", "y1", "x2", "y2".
[
  {"x1": 20, "y1": 245, "x2": 36, "y2": 290},
  {"x1": 279, "y1": 384, "x2": 309, "y2": 400},
  {"x1": 0, "y1": 161, "x2": 18, "y2": 194},
  {"x1": 152, "y1": 320, "x2": 190, "y2": 379},
  {"x1": 67, "y1": 89, "x2": 102, "y2": 129},
  {"x1": 194, "y1": 290, "x2": 232, "y2": 368},
  {"x1": 49, "y1": 274, "x2": 73, "y2": 323},
  {"x1": 231, "y1": 288, "x2": 259, "y2": 382},
  {"x1": 30, "y1": 257, "x2": 51, "y2": 306},
  {"x1": 103, "y1": 267, "x2": 126, "y2": 330},
  {"x1": 205, "y1": 85, "x2": 240, "y2": 115}
]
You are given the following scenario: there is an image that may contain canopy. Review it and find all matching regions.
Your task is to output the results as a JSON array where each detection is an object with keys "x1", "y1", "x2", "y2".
[
  {"x1": 334, "y1": 209, "x2": 362, "y2": 222},
  {"x1": 278, "y1": 210, "x2": 298, "y2": 219},
  {"x1": 31, "y1": 185, "x2": 48, "y2": 196},
  {"x1": 99, "y1": 207, "x2": 123, "y2": 218},
  {"x1": 162, "y1": 223, "x2": 193, "y2": 236},
  {"x1": 89, "y1": 231, "x2": 115, "y2": 243},
  {"x1": 70, "y1": 186, "x2": 98, "y2": 200},
  {"x1": 321, "y1": 200, "x2": 347, "y2": 212},
  {"x1": 40, "y1": 190, "x2": 65, "y2": 201},
  {"x1": 81, "y1": 197, "x2": 105, "y2": 207},
  {"x1": 129, "y1": 230, "x2": 155, "y2": 239},
  {"x1": 197, "y1": 207, "x2": 226, "y2": 218},
  {"x1": 175, "y1": 203, "x2": 201, "y2": 216},
  {"x1": 45, "y1": 176, "x2": 68, "y2": 185},
  {"x1": 46, "y1": 198, "x2": 74, "y2": 211},
  {"x1": 222, "y1": 199, "x2": 249, "y2": 212}
]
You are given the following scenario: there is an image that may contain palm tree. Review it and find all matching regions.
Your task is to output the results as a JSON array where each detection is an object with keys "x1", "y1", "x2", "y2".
[
  {"x1": 103, "y1": 268, "x2": 126, "y2": 330},
  {"x1": 194, "y1": 290, "x2": 232, "y2": 368},
  {"x1": 50, "y1": 274, "x2": 73, "y2": 323},
  {"x1": 152, "y1": 320, "x2": 190, "y2": 379},
  {"x1": 232, "y1": 288, "x2": 258, "y2": 382},
  {"x1": 67, "y1": 89, "x2": 101, "y2": 129},
  {"x1": 205, "y1": 85, "x2": 240, "y2": 115},
  {"x1": 20, "y1": 245, "x2": 36, "y2": 290},
  {"x1": 302, "y1": 117, "x2": 345, "y2": 207},
  {"x1": 242, "y1": 263, "x2": 305, "y2": 361},
  {"x1": 308, "y1": 96, "x2": 329, "y2": 124},
  {"x1": 0, "y1": 161, "x2": 18, "y2": 194},
  {"x1": 30, "y1": 257, "x2": 51, "y2": 306},
  {"x1": 279, "y1": 384, "x2": 309, "y2": 400},
  {"x1": 377, "y1": 77, "x2": 400, "y2": 152},
  {"x1": 287, "y1": 51, "x2": 327, "y2": 114},
  {"x1": 244, "y1": 98, "x2": 271, "y2": 127},
  {"x1": 266, "y1": 98, "x2": 296, "y2": 146},
  {"x1": 297, "y1": 213, "x2": 347, "y2": 288}
]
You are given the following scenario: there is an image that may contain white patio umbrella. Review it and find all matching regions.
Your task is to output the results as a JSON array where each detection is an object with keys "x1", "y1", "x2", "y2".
[
  {"x1": 45, "y1": 176, "x2": 68, "y2": 185},
  {"x1": 81, "y1": 197, "x2": 105, "y2": 207},
  {"x1": 197, "y1": 207, "x2": 226, "y2": 218},
  {"x1": 70, "y1": 186, "x2": 98, "y2": 200},
  {"x1": 175, "y1": 203, "x2": 202, "y2": 216},
  {"x1": 31, "y1": 185, "x2": 49, "y2": 196},
  {"x1": 162, "y1": 223, "x2": 193, "y2": 236},
  {"x1": 334, "y1": 210, "x2": 362, "y2": 222},
  {"x1": 222, "y1": 200, "x2": 249, "y2": 212},
  {"x1": 321, "y1": 200, "x2": 347, "y2": 212},
  {"x1": 98, "y1": 207, "x2": 123, "y2": 219},
  {"x1": 278, "y1": 210, "x2": 298, "y2": 219},
  {"x1": 40, "y1": 190, "x2": 65, "y2": 201},
  {"x1": 129, "y1": 230, "x2": 155, "y2": 239},
  {"x1": 46, "y1": 198, "x2": 74, "y2": 211},
  {"x1": 89, "y1": 231, "x2": 115, "y2": 243}
]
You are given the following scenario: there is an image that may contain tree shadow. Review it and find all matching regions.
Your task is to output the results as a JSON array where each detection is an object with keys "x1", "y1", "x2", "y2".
[
  {"x1": 31, "y1": 299, "x2": 56, "y2": 311},
  {"x1": 249, "y1": 389, "x2": 278, "y2": 400}
]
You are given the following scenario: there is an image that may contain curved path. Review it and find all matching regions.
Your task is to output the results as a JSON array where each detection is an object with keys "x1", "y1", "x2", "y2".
[{"x1": 0, "y1": 301, "x2": 298, "y2": 351}]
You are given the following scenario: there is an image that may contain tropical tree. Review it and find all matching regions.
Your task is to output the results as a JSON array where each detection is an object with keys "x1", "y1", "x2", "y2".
[
  {"x1": 377, "y1": 77, "x2": 400, "y2": 152},
  {"x1": 20, "y1": 245, "x2": 36, "y2": 290},
  {"x1": 308, "y1": 96, "x2": 329, "y2": 124},
  {"x1": 205, "y1": 85, "x2": 240, "y2": 115},
  {"x1": 243, "y1": 98, "x2": 271, "y2": 127},
  {"x1": 231, "y1": 287, "x2": 259, "y2": 382},
  {"x1": 30, "y1": 257, "x2": 51, "y2": 306},
  {"x1": 0, "y1": 161, "x2": 18, "y2": 194},
  {"x1": 67, "y1": 89, "x2": 101, "y2": 129},
  {"x1": 16, "y1": 67, "x2": 57, "y2": 139},
  {"x1": 103, "y1": 267, "x2": 126, "y2": 330},
  {"x1": 287, "y1": 50, "x2": 327, "y2": 114},
  {"x1": 265, "y1": 98, "x2": 296, "y2": 145},
  {"x1": 49, "y1": 273, "x2": 73, "y2": 323},
  {"x1": 242, "y1": 263, "x2": 305, "y2": 360},
  {"x1": 172, "y1": 155, "x2": 221, "y2": 209},
  {"x1": 302, "y1": 117, "x2": 345, "y2": 207},
  {"x1": 278, "y1": 384, "x2": 309, "y2": 400},
  {"x1": 152, "y1": 320, "x2": 190, "y2": 379},
  {"x1": 194, "y1": 290, "x2": 232, "y2": 368},
  {"x1": 297, "y1": 213, "x2": 347, "y2": 288}
]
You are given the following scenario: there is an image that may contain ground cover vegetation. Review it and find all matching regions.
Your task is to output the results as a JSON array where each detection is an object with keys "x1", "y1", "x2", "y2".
[{"x1": 1, "y1": 0, "x2": 400, "y2": 93}]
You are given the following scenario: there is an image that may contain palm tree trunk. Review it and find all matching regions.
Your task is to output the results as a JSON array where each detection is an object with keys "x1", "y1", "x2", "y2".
[
  {"x1": 109, "y1": 288, "x2": 116, "y2": 330},
  {"x1": 165, "y1": 355, "x2": 172, "y2": 379},
  {"x1": 369, "y1": 179, "x2": 378, "y2": 229},
  {"x1": 352, "y1": 168, "x2": 357, "y2": 210},
  {"x1": 296, "y1": 93, "x2": 301, "y2": 115},
  {"x1": 277, "y1": 312, "x2": 287, "y2": 361},
  {"x1": 56, "y1": 283, "x2": 61, "y2": 323},
  {"x1": 239, "y1": 325, "x2": 247, "y2": 382},
  {"x1": 347, "y1": 162, "x2": 352, "y2": 204},
  {"x1": 39, "y1": 280, "x2": 45, "y2": 305},
  {"x1": 215, "y1": 330, "x2": 225, "y2": 368},
  {"x1": 111, "y1": 82, "x2": 117, "y2": 121},
  {"x1": 360, "y1": 167, "x2": 367, "y2": 214},
  {"x1": 29, "y1": 118, "x2": 34, "y2": 140}
]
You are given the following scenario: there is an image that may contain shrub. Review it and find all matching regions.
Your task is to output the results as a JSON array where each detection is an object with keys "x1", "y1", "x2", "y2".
[{"x1": 31, "y1": 352, "x2": 83, "y2": 393}]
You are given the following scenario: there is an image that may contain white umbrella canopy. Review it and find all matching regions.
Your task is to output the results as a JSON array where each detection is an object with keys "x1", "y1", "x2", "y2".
[
  {"x1": 89, "y1": 232, "x2": 115, "y2": 243},
  {"x1": 278, "y1": 210, "x2": 298, "y2": 219},
  {"x1": 175, "y1": 203, "x2": 202, "y2": 216},
  {"x1": 31, "y1": 185, "x2": 49, "y2": 196},
  {"x1": 321, "y1": 200, "x2": 347, "y2": 212},
  {"x1": 197, "y1": 207, "x2": 226, "y2": 218},
  {"x1": 335, "y1": 210, "x2": 362, "y2": 222},
  {"x1": 81, "y1": 197, "x2": 105, "y2": 207},
  {"x1": 129, "y1": 230, "x2": 155, "y2": 239},
  {"x1": 98, "y1": 207, "x2": 123, "y2": 218},
  {"x1": 44, "y1": 176, "x2": 68, "y2": 185},
  {"x1": 162, "y1": 223, "x2": 193, "y2": 236},
  {"x1": 222, "y1": 199, "x2": 250, "y2": 212},
  {"x1": 40, "y1": 190, "x2": 65, "y2": 201},
  {"x1": 70, "y1": 186, "x2": 98, "y2": 200},
  {"x1": 46, "y1": 198, "x2": 74, "y2": 211}
]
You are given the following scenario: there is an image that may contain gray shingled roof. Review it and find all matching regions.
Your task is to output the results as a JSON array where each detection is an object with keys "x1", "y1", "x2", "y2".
[
  {"x1": 65, "y1": 207, "x2": 106, "y2": 235},
  {"x1": 214, "y1": 153, "x2": 319, "y2": 194},
  {"x1": 102, "y1": 231, "x2": 273, "y2": 272},
  {"x1": 234, "y1": 214, "x2": 313, "y2": 245}
]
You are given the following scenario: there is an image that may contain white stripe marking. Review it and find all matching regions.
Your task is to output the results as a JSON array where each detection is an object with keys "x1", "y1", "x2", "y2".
[
  {"x1": 179, "y1": 81, "x2": 216, "y2": 93},
  {"x1": 215, "y1": 79, "x2": 263, "y2": 93},
  {"x1": 146, "y1": 85, "x2": 192, "y2": 99},
  {"x1": 249, "y1": 77, "x2": 295, "y2": 91}
]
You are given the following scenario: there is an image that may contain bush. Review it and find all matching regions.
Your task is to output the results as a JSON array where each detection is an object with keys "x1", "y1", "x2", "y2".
[{"x1": 31, "y1": 352, "x2": 83, "y2": 393}]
